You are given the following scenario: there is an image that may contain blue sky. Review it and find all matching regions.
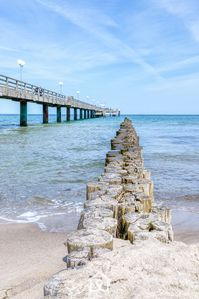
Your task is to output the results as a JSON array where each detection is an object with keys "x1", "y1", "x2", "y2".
[{"x1": 0, "y1": 0, "x2": 199, "y2": 114}]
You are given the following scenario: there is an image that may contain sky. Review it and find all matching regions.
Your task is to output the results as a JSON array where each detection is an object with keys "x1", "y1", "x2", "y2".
[{"x1": 0, "y1": 0, "x2": 199, "y2": 114}]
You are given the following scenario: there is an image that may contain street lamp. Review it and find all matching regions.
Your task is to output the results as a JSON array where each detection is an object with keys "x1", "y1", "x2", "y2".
[
  {"x1": 17, "y1": 59, "x2": 25, "y2": 81},
  {"x1": 76, "y1": 90, "x2": 80, "y2": 100},
  {"x1": 59, "y1": 81, "x2": 63, "y2": 94}
]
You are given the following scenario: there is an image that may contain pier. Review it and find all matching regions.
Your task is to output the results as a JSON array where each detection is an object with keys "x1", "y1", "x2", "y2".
[{"x1": 0, "y1": 74, "x2": 120, "y2": 126}]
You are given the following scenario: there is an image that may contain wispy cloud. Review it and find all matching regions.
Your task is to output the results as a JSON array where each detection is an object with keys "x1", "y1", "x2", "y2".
[
  {"x1": 153, "y1": 0, "x2": 199, "y2": 43},
  {"x1": 148, "y1": 71, "x2": 199, "y2": 92},
  {"x1": 36, "y1": 0, "x2": 164, "y2": 81},
  {"x1": 157, "y1": 55, "x2": 199, "y2": 73}
]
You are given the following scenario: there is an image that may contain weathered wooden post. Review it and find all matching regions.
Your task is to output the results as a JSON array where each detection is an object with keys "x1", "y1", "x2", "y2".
[
  {"x1": 20, "y1": 100, "x2": 27, "y2": 126},
  {"x1": 84, "y1": 109, "x2": 87, "y2": 119},
  {"x1": 80, "y1": 109, "x2": 83, "y2": 119},
  {"x1": 66, "y1": 107, "x2": 70, "y2": 121},
  {"x1": 43, "y1": 104, "x2": 48, "y2": 124},
  {"x1": 74, "y1": 108, "x2": 77, "y2": 120},
  {"x1": 57, "y1": 106, "x2": 61, "y2": 123}
]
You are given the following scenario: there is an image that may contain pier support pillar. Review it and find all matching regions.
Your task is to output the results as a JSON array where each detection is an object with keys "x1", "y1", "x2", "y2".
[
  {"x1": 57, "y1": 106, "x2": 61, "y2": 123},
  {"x1": 80, "y1": 109, "x2": 83, "y2": 119},
  {"x1": 74, "y1": 108, "x2": 77, "y2": 120},
  {"x1": 84, "y1": 109, "x2": 87, "y2": 119},
  {"x1": 66, "y1": 107, "x2": 70, "y2": 121},
  {"x1": 87, "y1": 110, "x2": 89, "y2": 119},
  {"x1": 20, "y1": 101, "x2": 27, "y2": 127},
  {"x1": 43, "y1": 104, "x2": 48, "y2": 124}
]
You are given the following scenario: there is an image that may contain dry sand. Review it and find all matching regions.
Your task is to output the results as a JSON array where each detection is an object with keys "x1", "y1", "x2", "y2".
[
  {"x1": 45, "y1": 238, "x2": 199, "y2": 299},
  {"x1": 0, "y1": 224, "x2": 67, "y2": 299},
  {"x1": 0, "y1": 222, "x2": 199, "y2": 299}
]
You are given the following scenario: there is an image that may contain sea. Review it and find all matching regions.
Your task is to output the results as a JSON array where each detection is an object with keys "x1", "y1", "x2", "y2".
[{"x1": 0, "y1": 114, "x2": 199, "y2": 236}]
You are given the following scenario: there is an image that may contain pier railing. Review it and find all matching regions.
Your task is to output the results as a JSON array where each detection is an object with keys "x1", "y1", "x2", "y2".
[
  {"x1": 0, "y1": 74, "x2": 102, "y2": 110},
  {"x1": 0, "y1": 74, "x2": 67, "y2": 105},
  {"x1": 0, "y1": 74, "x2": 120, "y2": 126}
]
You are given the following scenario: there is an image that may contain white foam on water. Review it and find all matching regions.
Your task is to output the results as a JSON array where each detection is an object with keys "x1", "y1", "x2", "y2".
[
  {"x1": 19, "y1": 211, "x2": 37, "y2": 218},
  {"x1": 37, "y1": 222, "x2": 47, "y2": 231},
  {"x1": 0, "y1": 216, "x2": 31, "y2": 224},
  {"x1": 0, "y1": 211, "x2": 68, "y2": 226}
]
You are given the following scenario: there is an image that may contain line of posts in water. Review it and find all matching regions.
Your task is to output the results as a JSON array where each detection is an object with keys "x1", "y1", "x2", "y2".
[{"x1": 20, "y1": 101, "x2": 98, "y2": 126}]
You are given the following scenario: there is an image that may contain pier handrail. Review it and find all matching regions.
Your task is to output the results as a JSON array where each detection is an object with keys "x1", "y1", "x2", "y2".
[
  {"x1": 0, "y1": 74, "x2": 65, "y2": 99},
  {"x1": 0, "y1": 74, "x2": 103, "y2": 110}
]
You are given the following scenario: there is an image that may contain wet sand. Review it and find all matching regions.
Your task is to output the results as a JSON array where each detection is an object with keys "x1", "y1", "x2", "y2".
[
  {"x1": 172, "y1": 209, "x2": 199, "y2": 244},
  {"x1": 0, "y1": 224, "x2": 67, "y2": 299}
]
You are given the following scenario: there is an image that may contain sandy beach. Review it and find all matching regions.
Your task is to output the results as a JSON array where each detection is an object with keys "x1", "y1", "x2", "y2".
[
  {"x1": 0, "y1": 224, "x2": 67, "y2": 299},
  {"x1": 0, "y1": 215, "x2": 198, "y2": 299},
  {"x1": 172, "y1": 209, "x2": 199, "y2": 244}
]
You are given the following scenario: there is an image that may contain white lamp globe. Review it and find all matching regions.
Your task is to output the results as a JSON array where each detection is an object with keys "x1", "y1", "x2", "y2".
[{"x1": 17, "y1": 59, "x2": 25, "y2": 67}]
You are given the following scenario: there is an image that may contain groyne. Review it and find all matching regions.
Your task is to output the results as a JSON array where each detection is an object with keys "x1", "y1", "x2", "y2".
[{"x1": 44, "y1": 117, "x2": 174, "y2": 297}]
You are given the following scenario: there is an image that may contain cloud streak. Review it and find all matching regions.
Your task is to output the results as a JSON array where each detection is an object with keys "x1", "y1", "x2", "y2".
[
  {"x1": 36, "y1": 0, "x2": 164, "y2": 81},
  {"x1": 153, "y1": 0, "x2": 199, "y2": 43}
]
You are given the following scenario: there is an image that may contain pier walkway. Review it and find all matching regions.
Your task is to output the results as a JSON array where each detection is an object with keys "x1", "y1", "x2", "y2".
[{"x1": 0, "y1": 74, "x2": 120, "y2": 126}]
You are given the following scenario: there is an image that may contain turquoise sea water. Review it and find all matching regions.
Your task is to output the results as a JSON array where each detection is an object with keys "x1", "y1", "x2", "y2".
[{"x1": 0, "y1": 114, "x2": 199, "y2": 233}]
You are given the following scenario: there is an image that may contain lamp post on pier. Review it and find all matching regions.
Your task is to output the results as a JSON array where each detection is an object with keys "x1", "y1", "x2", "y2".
[
  {"x1": 17, "y1": 59, "x2": 26, "y2": 81},
  {"x1": 76, "y1": 90, "x2": 80, "y2": 100},
  {"x1": 59, "y1": 81, "x2": 63, "y2": 94}
]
